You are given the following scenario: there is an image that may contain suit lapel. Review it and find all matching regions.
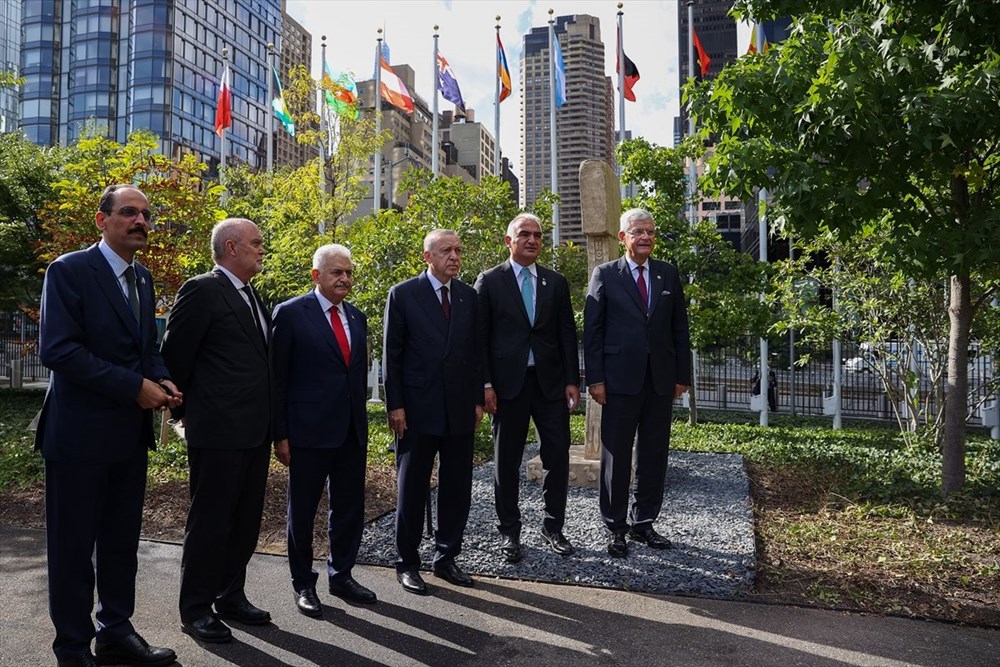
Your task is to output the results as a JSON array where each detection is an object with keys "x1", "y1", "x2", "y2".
[
  {"x1": 87, "y1": 246, "x2": 140, "y2": 343},
  {"x1": 418, "y1": 271, "x2": 450, "y2": 338},
  {"x1": 533, "y1": 266, "x2": 548, "y2": 327},
  {"x1": 617, "y1": 257, "x2": 647, "y2": 316},
  {"x1": 305, "y1": 292, "x2": 345, "y2": 364},
  {"x1": 214, "y1": 269, "x2": 267, "y2": 358},
  {"x1": 345, "y1": 302, "x2": 365, "y2": 370},
  {"x1": 503, "y1": 261, "x2": 532, "y2": 327},
  {"x1": 647, "y1": 261, "x2": 665, "y2": 316}
]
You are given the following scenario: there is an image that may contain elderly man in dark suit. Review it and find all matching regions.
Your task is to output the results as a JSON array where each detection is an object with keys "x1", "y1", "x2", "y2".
[
  {"x1": 160, "y1": 218, "x2": 272, "y2": 643},
  {"x1": 271, "y1": 243, "x2": 375, "y2": 617},
  {"x1": 383, "y1": 229, "x2": 484, "y2": 595},
  {"x1": 474, "y1": 213, "x2": 580, "y2": 564},
  {"x1": 584, "y1": 208, "x2": 691, "y2": 558},
  {"x1": 37, "y1": 184, "x2": 181, "y2": 667}
]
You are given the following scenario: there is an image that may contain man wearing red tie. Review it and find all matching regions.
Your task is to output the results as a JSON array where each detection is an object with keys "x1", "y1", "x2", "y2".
[
  {"x1": 271, "y1": 244, "x2": 375, "y2": 617},
  {"x1": 584, "y1": 208, "x2": 691, "y2": 558}
]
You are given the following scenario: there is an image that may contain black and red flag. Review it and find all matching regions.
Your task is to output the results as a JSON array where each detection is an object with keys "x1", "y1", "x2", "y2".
[
  {"x1": 616, "y1": 24, "x2": 640, "y2": 101},
  {"x1": 692, "y1": 26, "x2": 711, "y2": 77}
]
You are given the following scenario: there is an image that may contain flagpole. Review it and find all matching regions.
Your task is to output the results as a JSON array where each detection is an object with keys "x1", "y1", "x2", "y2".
[
  {"x1": 432, "y1": 25, "x2": 440, "y2": 179},
  {"x1": 547, "y1": 8, "x2": 559, "y2": 247},
  {"x1": 220, "y1": 46, "x2": 229, "y2": 206},
  {"x1": 756, "y1": 18, "x2": 771, "y2": 427},
  {"x1": 318, "y1": 36, "x2": 328, "y2": 234},
  {"x1": 617, "y1": 4, "x2": 626, "y2": 200},
  {"x1": 267, "y1": 42, "x2": 274, "y2": 172},
  {"x1": 686, "y1": 1, "x2": 700, "y2": 420},
  {"x1": 374, "y1": 29, "x2": 383, "y2": 214},
  {"x1": 494, "y1": 16, "x2": 501, "y2": 177}
]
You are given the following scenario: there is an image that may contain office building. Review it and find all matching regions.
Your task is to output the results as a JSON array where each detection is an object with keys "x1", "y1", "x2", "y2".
[
  {"x1": 20, "y1": 0, "x2": 309, "y2": 173},
  {"x1": 273, "y1": 11, "x2": 313, "y2": 169},
  {"x1": 521, "y1": 14, "x2": 615, "y2": 246},
  {"x1": 0, "y1": 0, "x2": 19, "y2": 133},
  {"x1": 676, "y1": 0, "x2": 738, "y2": 141}
]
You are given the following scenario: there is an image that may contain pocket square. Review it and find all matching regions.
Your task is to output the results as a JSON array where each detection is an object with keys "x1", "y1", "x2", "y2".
[{"x1": 662, "y1": 290, "x2": 670, "y2": 295}]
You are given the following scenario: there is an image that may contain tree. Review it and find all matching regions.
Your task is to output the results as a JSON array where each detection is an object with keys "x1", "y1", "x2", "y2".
[
  {"x1": 0, "y1": 134, "x2": 57, "y2": 310},
  {"x1": 692, "y1": 0, "x2": 1000, "y2": 492},
  {"x1": 36, "y1": 130, "x2": 225, "y2": 306}
]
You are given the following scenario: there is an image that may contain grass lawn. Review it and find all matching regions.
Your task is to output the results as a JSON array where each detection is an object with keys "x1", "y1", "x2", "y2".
[{"x1": 2, "y1": 389, "x2": 998, "y2": 626}]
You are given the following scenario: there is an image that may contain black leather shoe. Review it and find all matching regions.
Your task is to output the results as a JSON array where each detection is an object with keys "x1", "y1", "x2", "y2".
[
  {"x1": 295, "y1": 587, "x2": 322, "y2": 617},
  {"x1": 329, "y1": 576, "x2": 377, "y2": 604},
  {"x1": 397, "y1": 570, "x2": 428, "y2": 595},
  {"x1": 608, "y1": 532, "x2": 629, "y2": 557},
  {"x1": 499, "y1": 533, "x2": 522, "y2": 563},
  {"x1": 57, "y1": 651, "x2": 97, "y2": 667},
  {"x1": 628, "y1": 525, "x2": 672, "y2": 549},
  {"x1": 95, "y1": 632, "x2": 177, "y2": 666},
  {"x1": 433, "y1": 560, "x2": 474, "y2": 587},
  {"x1": 180, "y1": 615, "x2": 232, "y2": 643},
  {"x1": 214, "y1": 598, "x2": 271, "y2": 625},
  {"x1": 540, "y1": 526, "x2": 575, "y2": 556}
]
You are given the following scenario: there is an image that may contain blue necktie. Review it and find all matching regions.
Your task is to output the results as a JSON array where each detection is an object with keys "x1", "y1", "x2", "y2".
[{"x1": 521, "y1": 270, "x2": 535, "y2": 325}]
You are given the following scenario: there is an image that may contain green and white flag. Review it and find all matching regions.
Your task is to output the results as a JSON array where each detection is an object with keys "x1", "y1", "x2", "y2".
[{"x1": 271, "y1": 66, "x2": 295, "y2": 136}]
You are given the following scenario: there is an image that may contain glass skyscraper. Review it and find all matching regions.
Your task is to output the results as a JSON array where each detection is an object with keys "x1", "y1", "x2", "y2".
[
  {"x1": 20, "y1": 0, "x2": 286, "y2": 171},
  {"x1": 0, "y1": 0, "x2": 19, "y2": 133}
]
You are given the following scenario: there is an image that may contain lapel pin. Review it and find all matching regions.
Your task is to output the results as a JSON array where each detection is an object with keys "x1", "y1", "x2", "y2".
[
  {"x1": 541, "y1": 278, "x2": 547, "y2": 286},
  {"x1": 657, "y1": 275, "x2": 662, "y2": 280}
]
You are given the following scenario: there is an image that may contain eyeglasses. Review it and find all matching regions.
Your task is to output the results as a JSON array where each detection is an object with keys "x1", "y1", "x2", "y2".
[
  {"x1": 625, "y1": 228, "x2": 656, "y2": 238},
  {"x1": 110, "y1": 206, "x2": 153, "y2": 222}
]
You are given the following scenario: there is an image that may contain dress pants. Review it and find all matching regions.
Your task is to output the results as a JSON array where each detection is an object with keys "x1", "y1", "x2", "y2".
[
  {"x1": 45, "y1": 447, "x2": 147, "y2": 660},
  {"x1": 493, "y1": 368, "x2": 570, "y2": 537},
  {"x1": 394, "y1": 431, "x2": 473, "y2": 572},
  {"x1": 599, "y1": 364, "x2": 674, "y2": 533},
  {"x1": 179, "y1": 442, "x2": 270, "y2": 621},
  {"x1": 286, "y1": 440, "x2": 366, "y2": 591}
]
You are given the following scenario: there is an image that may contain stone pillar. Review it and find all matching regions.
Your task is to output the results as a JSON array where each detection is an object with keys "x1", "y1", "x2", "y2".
[{"x1": 527, "y1": 159, "x2": 621, "y2": 488}]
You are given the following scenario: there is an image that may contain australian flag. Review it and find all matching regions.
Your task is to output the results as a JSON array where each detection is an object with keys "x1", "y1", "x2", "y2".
[{"x1": 437, "y1": 53, "x2": 466, "y2": 114}]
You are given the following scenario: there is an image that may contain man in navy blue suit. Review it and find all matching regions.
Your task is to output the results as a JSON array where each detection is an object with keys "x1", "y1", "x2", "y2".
[
  {"x1": 383, "y1": 229, "x2": 484, "y2": 595},
  {"x1": 584, "y1": 208, "x2": 691, "y2": 558},
  {"x1": 271, "y1": 244, "x2": 375, "y2": 617},
  {"x1": 37, "y1": 184, "x2": 181, "y2": 667}
]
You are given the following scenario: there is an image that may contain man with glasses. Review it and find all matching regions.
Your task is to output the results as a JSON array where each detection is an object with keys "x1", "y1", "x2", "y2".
[
  {"x1": 161, "y1": 219, "x2": 272, "y2": 643},
  {"x1": 474, "y1": 213, "x2": 580, "y2": 564},
  {"x1": 583, "y1": 208, "x2": 691, "y2": 558},
  {"x1": 37, "y1": 184, "x2": 181, "y2": 666}
]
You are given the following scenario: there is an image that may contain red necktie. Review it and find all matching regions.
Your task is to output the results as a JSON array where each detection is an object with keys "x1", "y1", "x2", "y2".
[
  {"x1": 636, "y1": 265, "x2": 648, "y2": 313},
  {"x1": 330, "y1": 306, "x2": 351, "y2": 364},
  {"x1": 440, "y1": 285, "x2": 451, "y2": 320}
]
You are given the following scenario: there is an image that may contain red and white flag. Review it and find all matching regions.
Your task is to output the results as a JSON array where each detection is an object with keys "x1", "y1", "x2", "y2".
[
  {"x1": 215, "y1": 63, "x2": 232, "y2": 138},
  {"x1": 379, "y1": 57, "x2": 414, "y2": 114}
]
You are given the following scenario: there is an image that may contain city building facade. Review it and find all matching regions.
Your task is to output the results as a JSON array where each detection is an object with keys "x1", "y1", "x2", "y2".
[
  {"x1": 521, "y1": 14, "x2": 615, "y2": 246},
  {"x1": 274, "y1": 10, "x2": 312, "y2": 169},
  {"x1": 19, "y1": 0, "x2": 310, "y2": 173},
  {"x1": 0, "y1": 0, "x2": 19, "y2": 133}
]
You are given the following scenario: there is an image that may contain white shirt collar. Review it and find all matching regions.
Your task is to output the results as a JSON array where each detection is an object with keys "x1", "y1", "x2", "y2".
[
  {"x1": 98, "y1": 239, "x2": 132, "y2": 278},
  {"x1": 214, "y1": 263, "x2": 246, "y2": 290},
  {"x1": 426, "y1": 270, "x2": 451, "y2": 292},
  {"x1": 314, "y1": 287, "x2": 340, "y2": 314},
  {"x1": 625, "y1": 256, "x2": 648, "y2": 273},
  {"x1": 511, "y1": 259, "x2": 536, "y2": 279}
]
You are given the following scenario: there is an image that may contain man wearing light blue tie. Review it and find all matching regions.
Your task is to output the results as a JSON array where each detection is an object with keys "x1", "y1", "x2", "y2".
[{"x1": 475, "y1": 214, "x2": 580, "y2": 564}]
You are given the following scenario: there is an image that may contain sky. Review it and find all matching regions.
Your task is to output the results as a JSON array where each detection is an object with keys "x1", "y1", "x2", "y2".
[{"x1": 285, "y1": 1, "x2": 750, "y2": 180}]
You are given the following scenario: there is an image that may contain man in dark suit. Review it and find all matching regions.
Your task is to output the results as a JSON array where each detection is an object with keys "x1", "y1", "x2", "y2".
[
  {"x1": 474, "y1": 213, "x2": 580, "y2": 563},
  {"x1": 383, "y1": 229, "x2": 484, "y2": 595},
  {"x1": 37, "y1": 184, "x2": 180, "y2": 667},
  {"x1": 271, "y1": 244, "x2": 375, "y2": 617},
  {"x1": 584, "y1": 208, "x2": 691, "y2": 558},
  {"x1": 160, "y1": 218, "x2": 272, "y2": 643}
]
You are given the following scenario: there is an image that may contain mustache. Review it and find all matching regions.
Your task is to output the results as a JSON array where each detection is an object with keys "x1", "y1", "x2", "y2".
[{"x1": 128, "y1": 226, "x2": 148, "y2": 236}]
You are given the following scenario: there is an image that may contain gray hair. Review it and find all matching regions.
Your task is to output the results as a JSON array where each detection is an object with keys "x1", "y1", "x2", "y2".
[
  {"x1": 312, "y1": 243, "x2": 352, "y2": 270},
  {"x1": 620, "y1": 208, "x2": 654, "y2": 232},
  {"x1": 423, "y1": 229, "x2": 458, "y2": 252},
  {"x1": 506, "y1": 213, "x2": 542, "y2": 237},
  {"x1": 210, "y1": 218, "x2": 255, "y2": 260}
]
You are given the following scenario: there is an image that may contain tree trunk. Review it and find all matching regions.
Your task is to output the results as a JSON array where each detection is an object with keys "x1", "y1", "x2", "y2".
[{"x1": 942, "y1": 274, "x2": 971, "y2": 494}]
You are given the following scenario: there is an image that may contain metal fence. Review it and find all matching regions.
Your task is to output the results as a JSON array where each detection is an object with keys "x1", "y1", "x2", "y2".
[{"x1": 0, "y1": 311, "x2": 48, "y2": 383}]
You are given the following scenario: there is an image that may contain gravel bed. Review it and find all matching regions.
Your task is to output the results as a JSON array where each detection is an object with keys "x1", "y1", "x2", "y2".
[{"x1": 357, "y1": 446, "x2": 756, "y2": 598}]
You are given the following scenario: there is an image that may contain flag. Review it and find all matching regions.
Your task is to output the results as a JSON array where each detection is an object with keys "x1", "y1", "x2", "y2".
[
  {"x1": 379, "y1": 56, "x2": 414, "y2": 114},
  {"x1": 497, "y1": 33, "x2": 512, "y2": 103},
  {"x1": 322, "y1": 59, "x2": 359, "y2": 120},
  {"x1": 693, "y1": 27, "x2": 711, "y2": 77},
  {"x1": 552, "y1": 32, "x2": 566, "y2": 108},
  {"x1": 214, "y1": 62, "x2": 231, "y2": 138},
  {"x1": 437, "y1": 53, "x2": 466, "y2": 113},
  {"x1": 616, "y1": 25, "x2": 640, "y2": 102},
  {"x1": 271, "y1": 66, "x2": 295, "y2": 136},
  {"x1": 747, "y1": 30, "x2": 758, "y2": 54}
]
